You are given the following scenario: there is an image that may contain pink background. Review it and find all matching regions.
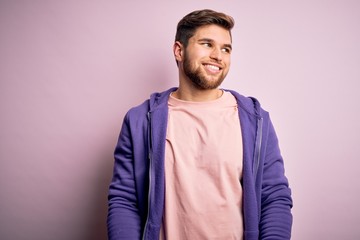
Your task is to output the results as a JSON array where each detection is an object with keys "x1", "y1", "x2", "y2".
[{"x1": 1, "y1": 1, "x2": 359, "y2": 239}]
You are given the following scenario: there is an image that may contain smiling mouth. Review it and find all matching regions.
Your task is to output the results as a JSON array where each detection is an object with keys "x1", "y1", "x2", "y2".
[{"x1": 203, "y1": 64, "x2": 221, "y2": 73}]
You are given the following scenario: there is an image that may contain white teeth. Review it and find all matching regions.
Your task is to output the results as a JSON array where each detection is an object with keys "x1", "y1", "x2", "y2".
[{"x1": 205, "y1": 64, "x2": 220, "y2": 71}]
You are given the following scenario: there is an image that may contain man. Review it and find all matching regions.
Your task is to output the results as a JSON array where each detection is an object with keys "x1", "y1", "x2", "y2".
[{"x1": 107, "y1": 9, "x2": 293, "y2": 240}]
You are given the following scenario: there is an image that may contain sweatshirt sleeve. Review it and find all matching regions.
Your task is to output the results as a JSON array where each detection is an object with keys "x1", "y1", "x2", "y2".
[
  {"x1": 259, "y1": 118, "x2": 293, "y2": 239},
  {"x1": 107, "y1": 113, "x2": 142, "y2": 239}
]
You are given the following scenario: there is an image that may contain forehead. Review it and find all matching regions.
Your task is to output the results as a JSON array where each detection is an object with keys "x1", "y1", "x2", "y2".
[{"x1": 190, "y1": 24, "x2": 232, "y2": 44}]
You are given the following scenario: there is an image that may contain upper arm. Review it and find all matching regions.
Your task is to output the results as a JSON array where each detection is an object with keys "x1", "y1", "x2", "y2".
[
  {"x1": 107, "y1": 113, "x2": 142, "y2": 239},
  {"x1": 259, "y1": 117, "x2": 293, "y2": 239}
]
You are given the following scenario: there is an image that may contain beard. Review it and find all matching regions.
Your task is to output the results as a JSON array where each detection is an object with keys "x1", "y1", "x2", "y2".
[{"x1": 183, "y1": 53, "x2": 227, "y2": 90}]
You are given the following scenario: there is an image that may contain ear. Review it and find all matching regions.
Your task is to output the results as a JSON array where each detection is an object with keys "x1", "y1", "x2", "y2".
[{"x1": 173, "y1": 41, "x2": 184, "y2": 62}]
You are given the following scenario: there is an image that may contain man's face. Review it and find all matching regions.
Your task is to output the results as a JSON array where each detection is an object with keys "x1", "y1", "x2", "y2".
[{"x1": 181, "y1": 24, "x2": 232, "y2": 90}]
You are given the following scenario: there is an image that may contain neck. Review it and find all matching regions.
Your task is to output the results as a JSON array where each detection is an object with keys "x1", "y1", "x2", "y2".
[{"x1": 172, "y1": 85, "x2": 223, "y2": 102}]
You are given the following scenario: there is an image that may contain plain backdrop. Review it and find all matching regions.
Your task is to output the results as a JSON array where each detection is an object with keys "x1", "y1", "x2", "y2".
[{"x1": 1, "y1": 1, "x2": 359, "y2": 239}]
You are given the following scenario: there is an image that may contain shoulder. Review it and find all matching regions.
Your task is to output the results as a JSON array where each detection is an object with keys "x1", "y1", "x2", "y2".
[
  {"x1": 124, "y1": 99, "x2": 150, "y2": 124},
  {"x1": 124, "y1": 87, "x2": 177, "y2": 122},
  {"x1": 224, "y1": 89, "x2": 269, "y2": 118}
]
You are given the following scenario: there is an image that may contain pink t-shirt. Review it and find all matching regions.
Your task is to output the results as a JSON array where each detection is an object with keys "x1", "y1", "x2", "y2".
[{"x1": 160, "y1": 91, "x2": 244, "y2": 240}]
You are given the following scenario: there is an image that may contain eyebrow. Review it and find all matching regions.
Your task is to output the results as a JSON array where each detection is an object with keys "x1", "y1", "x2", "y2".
[{"x1": 198, "y1": 38, "x2": 232, "y2": 50}]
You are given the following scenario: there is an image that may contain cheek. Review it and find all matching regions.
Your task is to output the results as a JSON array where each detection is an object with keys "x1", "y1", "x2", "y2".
[
  {"x1": 189, "y1": 47, "x2": 208, "y2": 59},
  {"x1": 224, "y1": 56, "x2": 231, "y2": 67}
]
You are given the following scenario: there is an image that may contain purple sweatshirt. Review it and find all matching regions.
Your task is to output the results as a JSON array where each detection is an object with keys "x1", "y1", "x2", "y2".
[{"x1": 107, "y1": 88, "x2": 293, "y2": 239}]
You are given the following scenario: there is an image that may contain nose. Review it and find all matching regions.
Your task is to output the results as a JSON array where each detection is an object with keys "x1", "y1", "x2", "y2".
[{"x1": 210, "y1": 47, "x2": 222, "y2": 62}]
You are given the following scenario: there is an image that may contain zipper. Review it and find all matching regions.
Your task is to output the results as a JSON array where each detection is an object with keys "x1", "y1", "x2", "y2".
[
  {"x1": 253, "y1": 117, "x2": 263, "y2": 180},
  {"x1": 142, "y1": 111, "x2": 153, "y2": 240}
]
